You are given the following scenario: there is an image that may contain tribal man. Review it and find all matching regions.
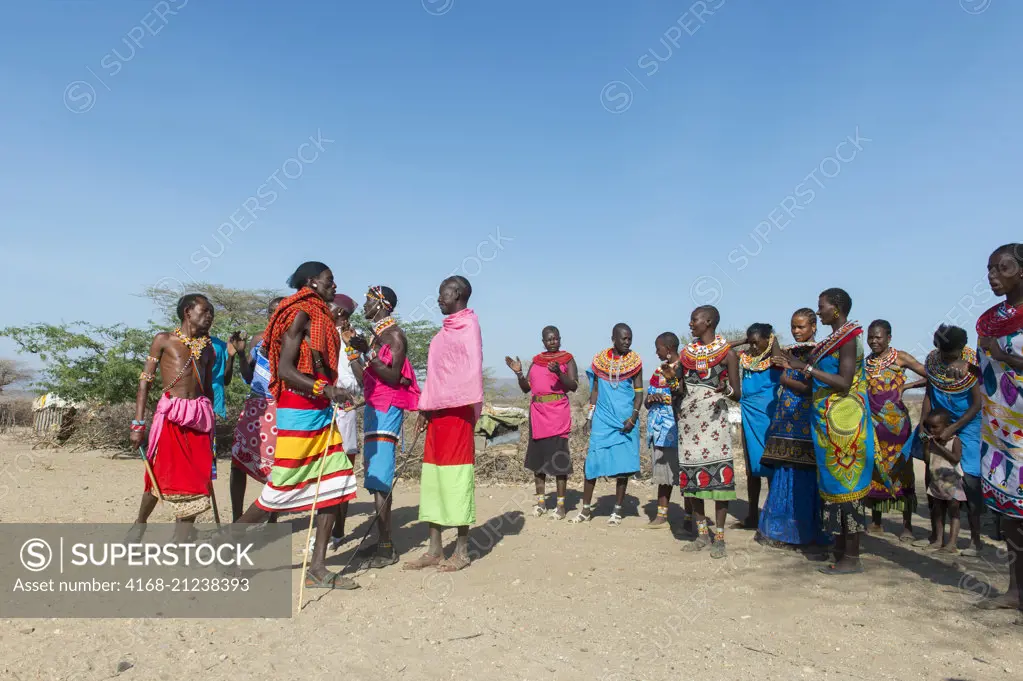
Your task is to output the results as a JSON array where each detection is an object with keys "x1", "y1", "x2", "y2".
[
  {"x1": 403, "y1": 276, "x2": 483, "y2": 573},
  {"x1": 128, "y1": 294, "x2": 218, "y2": 542}
]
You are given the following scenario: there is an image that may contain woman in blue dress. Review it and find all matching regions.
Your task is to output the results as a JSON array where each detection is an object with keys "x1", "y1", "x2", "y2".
[
  {"x1": 758, "y1": 309, "x2": 830, "y2": 550},
  {"x1": 570, "y1": 323, "x2": 644, "y2": 526}
]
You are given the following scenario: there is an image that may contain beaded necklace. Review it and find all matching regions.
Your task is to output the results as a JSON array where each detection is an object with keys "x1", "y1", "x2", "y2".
[
  {"x1": 807, "y1": 321, "x2": 860, "y2": 366},
  {"x1": 739, "y1": 334, "x2": 775, "y2": 372},
  {"x1": 681, "y1": 334, "x2": 730, "y2": 378},
  {"x1": 977, "y1": 301, "x2": 1023, "y2": 338},
  {"x1": 926, "y1": 347, "x2": 978, "y2": 393},
  {"x1": 865, "y1": 346, "x2": 899, "y2": 377},
  {"x1": 591, "y1": 348, "x2": 642, "y2": 388},
  {"x1": 173, "y1": 328, "x2": 210, "y2": 359},
  {"x1": 372, "y1": 316, "x2": 397, "y2": 337}
]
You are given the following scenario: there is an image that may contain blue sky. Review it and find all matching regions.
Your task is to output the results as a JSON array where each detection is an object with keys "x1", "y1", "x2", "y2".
[{"x1": 1, "y1": 0, "x2": 1021, "y2": 378}]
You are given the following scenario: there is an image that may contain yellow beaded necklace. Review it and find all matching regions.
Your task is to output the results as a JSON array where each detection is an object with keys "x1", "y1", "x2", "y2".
[{"x1": 173, "y1": 328, "x2": 210, "y2": 359}]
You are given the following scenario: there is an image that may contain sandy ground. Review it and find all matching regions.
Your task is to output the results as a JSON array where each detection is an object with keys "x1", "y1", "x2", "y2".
[{"x1": 0, "y1": 433, "x2": 1020, "y2": 681}]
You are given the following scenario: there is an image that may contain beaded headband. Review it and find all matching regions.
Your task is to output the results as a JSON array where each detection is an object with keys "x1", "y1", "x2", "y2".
[{"x1": 367, "y1": 286, "x2": 393, "y2": 312}]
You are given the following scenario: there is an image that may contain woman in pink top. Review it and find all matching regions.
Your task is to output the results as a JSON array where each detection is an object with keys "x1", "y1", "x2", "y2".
[
  {"x1": 506, "y1": 326, "x2": 579, "y2": 519},
  {"x1": 347, "y1": 285, "x2": 420, "y2": 568}
]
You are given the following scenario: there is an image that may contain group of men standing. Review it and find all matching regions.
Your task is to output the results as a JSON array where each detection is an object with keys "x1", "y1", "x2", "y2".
[{"x1": 128, "y1": 266, "x2": 484, "y2": 590}]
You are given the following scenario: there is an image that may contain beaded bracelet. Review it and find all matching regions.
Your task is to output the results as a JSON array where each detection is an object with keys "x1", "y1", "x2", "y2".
[
  {"x1": 311, "y1": 379, "x2": 327, "y2": 397},
  {"x1": 346, "y1": 349, "x2": 361, "y2": 362},
  {"x1": 139, "y1": 371, "x2": 155, "y2": 383},
  {"x1": 586, "y1": 404, "x2": 596, "y2": 420}
]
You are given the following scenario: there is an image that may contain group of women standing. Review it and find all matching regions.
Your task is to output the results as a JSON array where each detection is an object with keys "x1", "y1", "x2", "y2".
[
  {"x1": 735, "y1": 292, "x2": 991, "y2": 570},
  {"x1": 508, "y1": 285, "x2": 993, "y2": 576}
]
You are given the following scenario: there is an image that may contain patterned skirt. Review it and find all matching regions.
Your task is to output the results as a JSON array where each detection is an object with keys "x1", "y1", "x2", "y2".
[
  {"x1": 230, "y1": 395, "x2": 277, "y2": 484},
  {"x1": 679, "y1": 385, "x2": 736, "y2": 499}
]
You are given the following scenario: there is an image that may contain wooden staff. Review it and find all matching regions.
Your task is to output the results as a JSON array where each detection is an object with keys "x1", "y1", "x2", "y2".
[
  {"x1": 297, "y1": 406, "x2": 340, "y2": 612},
  {"x1": 137, "y1": 446, "x2": 163, "y2": 502}
]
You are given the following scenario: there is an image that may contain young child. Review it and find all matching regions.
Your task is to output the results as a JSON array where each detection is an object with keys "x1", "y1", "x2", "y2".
[
  {"x1": 919, "y1": 407, "x2": 965, "y2": 554},
  {"x1": 645, "y1": 332, "x2": 684, "y2": 528}
]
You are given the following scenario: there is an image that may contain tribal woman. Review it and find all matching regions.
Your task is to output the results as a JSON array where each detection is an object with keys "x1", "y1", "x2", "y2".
[
  {"x1": 570, "y1": 323, "x2": 643, "y2": 526},
  {"x1": 864, "y1": 319, "x2": 927, "y2": 539},
  {"x1": 781, "y1": 288, "x2": 874, "y2": 575},
  {"x1": 234, "y1": 262, "x2": 359, "y2": 591},
  {"x1": 506, "y1": 325, "x2": 578, "y2": 520},
  {"x1": 667, "y1": 305, "x2": 741, "y2": 558},
  {"x1": 758, "y1": 308, "x2": 829, "y2": 550},
  {"x1": 348, "y1": 285, "x2": 420, "y2": 568},
  {"x1": 974, "y1": 243, "x2": 1023, "y2": 620},
  {"x1": 916, "y1": 325, "x2": 984, "y2": 555},
  {"x1": 735, "y1": 323, "x2": 781, "y2": 530}
]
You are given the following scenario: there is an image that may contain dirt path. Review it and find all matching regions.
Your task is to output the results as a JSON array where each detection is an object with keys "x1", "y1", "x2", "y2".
[{"x1": 0, "y1": 436, "x2": 1019, "y2": 681}]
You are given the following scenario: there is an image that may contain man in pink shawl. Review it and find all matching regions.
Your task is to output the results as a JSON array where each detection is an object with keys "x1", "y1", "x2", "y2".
[{"x1": 403, "y1": 276, "x2": 483, "y2": 572}]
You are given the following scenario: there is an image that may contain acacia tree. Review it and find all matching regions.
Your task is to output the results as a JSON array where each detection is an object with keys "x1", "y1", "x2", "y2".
[
  {"x1": 0, "y1": 358, "x2": 32, "y2": 394},
  {"x1": 0, "y1": 323, "x2": 153, "y2": 404},
  {"x1": 1, "y1": 285, "x2": 442, "y2": 408}
]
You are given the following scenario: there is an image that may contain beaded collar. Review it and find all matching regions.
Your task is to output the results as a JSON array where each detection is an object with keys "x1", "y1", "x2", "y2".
[
  {"x1": 977, "y1": 301, "x2": 1023, "y2": 338},
  {"x1": 591, "y1": 348, "x2": 642, "y2": 387},
  {"x1": 681, "y1": 335, "x2": 730, "y2": 377},
  {"x1": 372, "y1": 316, "x2": 397, "y2": 336},
  {"x1": 865, "y1": 347, "x2": 899, "y2": 377},
  {"x1": 808, "y1": 321, "x2": 861, "y2": 366},
  {"x1": 740, "y1": 334, "x2": 775, "y2": 372},
  {"x1": 173, "y1": 328, "x2": 210, "y2": 359},
  {"x1": 926, "y1": 347, "x2": 978, "y2": 393}
]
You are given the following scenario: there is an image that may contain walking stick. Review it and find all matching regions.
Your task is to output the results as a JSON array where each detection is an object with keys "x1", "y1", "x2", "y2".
[
  {"x1": 208, "y1": 482, "x2": 222, "y2": 527},
  {"x1": 137, "y1": 446, "x2": 163, "y2": 502},
  {"x1": 297, "y1": 405, "x2": 340, "y2": 612}
]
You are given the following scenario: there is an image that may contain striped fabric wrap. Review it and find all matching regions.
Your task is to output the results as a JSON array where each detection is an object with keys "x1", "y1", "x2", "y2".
[
  {"x1": 254, "y1": 383, "x2": 356, "y2": 513},
  {"x1": 419, "y1": 405, "x2": 476, "y2": 527}
]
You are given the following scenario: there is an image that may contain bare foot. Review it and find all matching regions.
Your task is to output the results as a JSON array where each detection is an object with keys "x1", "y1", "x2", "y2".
[
  {"x1": 865, "y1": 523, "x2": 884, "y2": 535},
  {"x1": 937, "y1": 545, "x2": 960, "y2": 555},
  {"x1": 912, "y1": 538, "x2": 941, "y2": 550},
  {"x1": 402, "y1": 552, "x2": 442, "y2": 571},
  {"x1": 645, "y1": 516, "x2": 668, "y2": 529},
  {"x1": 435, "y1": 555, "x2": 470, "y2": 572},
  {"x1": 896, "y1": 528, "x2": 915, "y2": 543}
]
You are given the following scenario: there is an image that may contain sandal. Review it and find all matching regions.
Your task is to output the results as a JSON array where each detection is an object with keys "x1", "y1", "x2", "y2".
[
  {"x1": 960, "y1": 546, "x2": 983, "y2": 558},
  {"x1": 402, "y1": 553, "x2": 442, "y2": 571},
  {"x1": 435, "y1": 556, "x2": 470, "y2": 572},
  {"x1": 532, "y1": 504, "x2": 546, "y2": 518},
  {"x1": 568, "y1": 509, "x2": 592, "y2": 524},
  {"x1": 682, "y1": 535, "x2": 710, "y2": 552},
  {"x1": 607, "y1": 512, "x2": 623, "y2": 526},
  {"x1": 549, "y1": 506, "x2": 566, "y2": 520},
  {"x1": 364, "y1": 550, "x2": 399, "y2": 569},
  {"x1": 304, "y1": 571, "x2": 360, "y2": 590},
  {"x1": 974, "y1": 596, "x2": 1019, "y2": 611}
]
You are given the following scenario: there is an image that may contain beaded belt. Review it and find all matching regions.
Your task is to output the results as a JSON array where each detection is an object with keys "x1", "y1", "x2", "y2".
[{"x1": 532, "y1": 393, "x2": 567, "y2": 403}]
